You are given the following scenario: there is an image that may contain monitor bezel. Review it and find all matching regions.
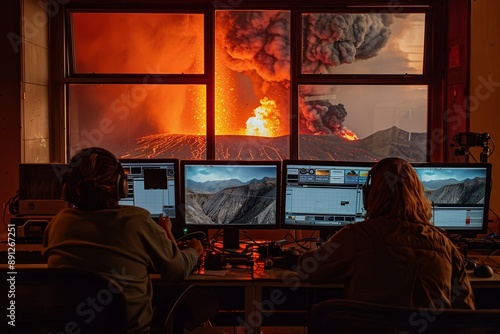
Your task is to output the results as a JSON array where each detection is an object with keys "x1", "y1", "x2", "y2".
[
  {"x1": 180, "y1": 159, "x2": 282, "y2": 231},
  {"x1": 119, "y1": 158, "x2": 183, "y2": 236},
  {"x1": 280, "y1": 159, "x2": 376, "y2": 235},
  {"x1": 411, "y1": 162, "x2": 492, "y2": 236}
]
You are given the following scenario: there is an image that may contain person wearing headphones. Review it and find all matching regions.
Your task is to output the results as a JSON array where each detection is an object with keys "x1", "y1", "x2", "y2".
[
  {"x1": 42, "y1": 147, "x2": 205, "y2": 333},
  {"x1": 296, "y1": 157, "x2": 474, "y2": 309}
]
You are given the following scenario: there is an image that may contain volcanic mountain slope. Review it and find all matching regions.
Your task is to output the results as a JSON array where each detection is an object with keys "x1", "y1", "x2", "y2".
[
  {"x1": 185, "y1": 177, "x2": 277, "y2": 225},
  {"x1": 423, "y1": 177, "x2": 486, "y2": 205},
  {"x1": 360, "y1": 126, "x2": 427, "y2": 162},
  {"x1": 122, "y1": 126, "x2": 426, "y2": 162}
]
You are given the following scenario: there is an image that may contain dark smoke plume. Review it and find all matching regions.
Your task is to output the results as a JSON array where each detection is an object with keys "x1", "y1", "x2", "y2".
[
  {"x1": 218, "y1": 11, "x2": 395, "y2": 136},
  {"x1": 217, "y1": 10, "x2": 290, "y2": 86},
  {"x1": 302, "y1": 13, "x2": 394, "y2": 74}
]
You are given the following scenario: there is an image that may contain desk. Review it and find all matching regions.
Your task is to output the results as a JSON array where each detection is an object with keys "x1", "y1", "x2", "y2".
[
  {"x1": 155, "y1": 257, "x2": 500, "y2": 334},
  {"x1": 3, "y1": 257, "x2": 500, "y2": 334},
  {"x1": 250, "y1": 265, "x2": 500, "y2": 333}
]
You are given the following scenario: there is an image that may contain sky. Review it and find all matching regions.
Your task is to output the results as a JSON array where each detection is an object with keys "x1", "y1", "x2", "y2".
[
  {"x1": 415, "y1": 166, "x2": 488, "y2": 182},
  {"x1": 186, "y1": 165, "x2": 277, "y2": 183}
]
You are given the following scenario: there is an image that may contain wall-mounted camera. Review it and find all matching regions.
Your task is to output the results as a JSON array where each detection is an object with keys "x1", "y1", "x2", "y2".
[
  {"x1": 454, "y1": 132, "x2": 490, "y2": 148},
  {"x1": 452, "y1": 132, "x2": 491, "y2": 163}
]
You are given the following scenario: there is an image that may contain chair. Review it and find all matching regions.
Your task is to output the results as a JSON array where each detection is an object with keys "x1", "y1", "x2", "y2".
[
  {"x1": 1, "y1": 268, "x2": 128, "y2": 334},
  {"x1": 151, "y1": 284, "x2": 219, "y2": 334},
  {"x1": 308, "y1": 299, "x2": 500, "y2": 334},
  {"x1": 150, "y1": 283, "x2": 195, "y2": 334}
]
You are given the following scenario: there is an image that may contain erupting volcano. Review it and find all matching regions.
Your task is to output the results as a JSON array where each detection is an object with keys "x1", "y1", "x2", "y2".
[
  {"x1": 70, "y1": 11, "x2": 426, "y2": 161},
  {"x1": 214, "y1": 10, "x2": 291, "y2": 138}
]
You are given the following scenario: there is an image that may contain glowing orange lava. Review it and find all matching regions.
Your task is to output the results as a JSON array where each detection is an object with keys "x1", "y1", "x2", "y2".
[
  {"x1": 246, "y1": 97, "x2": 281, "y2": 137},
  {"x1": 341, "y1": 129, "x2": 358, "y2": 141}
]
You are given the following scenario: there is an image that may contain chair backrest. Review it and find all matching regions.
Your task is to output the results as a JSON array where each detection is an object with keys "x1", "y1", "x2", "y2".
[
  {"x1": 1, "y1": 268, "x2": 128, "y2": 334},
  {"x1": 308, "y1": 299, "x2": 500, "y2": 334}
]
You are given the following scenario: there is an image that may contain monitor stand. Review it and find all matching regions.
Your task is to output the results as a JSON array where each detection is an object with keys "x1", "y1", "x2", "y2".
[{"x1": 223, "y1": 227, "x2": 240, "y2": 250}]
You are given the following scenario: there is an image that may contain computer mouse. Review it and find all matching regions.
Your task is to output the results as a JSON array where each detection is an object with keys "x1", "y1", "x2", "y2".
[{"x1": 473, "y1": 264, "x2": 494, "y2": 278}]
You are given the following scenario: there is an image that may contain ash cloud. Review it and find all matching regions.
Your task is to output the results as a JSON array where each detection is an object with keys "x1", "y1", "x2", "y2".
[
  {"x1": 302, "y1": 13, "x2": 394, "y2": 74},
  {"x1": 300, "y1": 100, "x2": 347, "y2": 135},
  {"x1": 218, "y1": 11, "x2": 396, "y2": 136},
  {"x1": 216, "y1": 10, "x2": 291, "y2": 86},
  {"x1": 298, "y1": 84, "x2": 355, "y2": 137}
]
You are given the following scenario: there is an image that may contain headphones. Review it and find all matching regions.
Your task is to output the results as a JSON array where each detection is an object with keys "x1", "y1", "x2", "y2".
[{"x1": 64, "y1": 147, "x2": 128, "y2": 204}]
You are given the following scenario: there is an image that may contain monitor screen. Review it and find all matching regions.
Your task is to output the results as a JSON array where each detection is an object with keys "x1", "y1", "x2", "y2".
[
  {"x1": 282, "y1": 160, "x2": 374, "y2": 234},
  {"x1": 19, "y1": 163, "x2": 68, "y2": 200},
  {"x1": 18, "y1": 163, "x2": 70, "y2": 215},
  {"x1": 180, "y1": 160, "x2": 281, "y2": 248},
  {"x1": 411, "y1": 162, "x2": 492, "y2": 235},
  {"x1": 118, "y1": 159, "x2": 180, "y2": 220}
]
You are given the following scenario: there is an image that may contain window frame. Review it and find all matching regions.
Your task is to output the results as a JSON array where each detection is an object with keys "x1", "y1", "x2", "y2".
[{"x1": 52, "y1": 0, "x2": 447, "y2": 162}]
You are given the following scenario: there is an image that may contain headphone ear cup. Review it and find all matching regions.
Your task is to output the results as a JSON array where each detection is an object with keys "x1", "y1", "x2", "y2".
[
  {"x1": 117, "y1": 173, "x2": 128, "y2": 199},
  {"x1": 90, "y1": 147, "x2": 126, "y2": 200}
]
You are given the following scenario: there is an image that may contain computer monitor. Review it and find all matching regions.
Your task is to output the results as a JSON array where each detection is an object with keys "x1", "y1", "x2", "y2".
[
  {"x1": 281, "y1": 160, "x2": 375, "y2": 240},
  {"x1": 18, "y1": 163, "x2": 69, "y2": 215},
  {"x1": 118, "y1": 159, "x2": 182, "y2": 234},
  {"x1": 180, "y1": 160, "x2": 281, "y2": 249},
  {"x1": 411, "y1": 162, "x2": 492, "y2": 236}
]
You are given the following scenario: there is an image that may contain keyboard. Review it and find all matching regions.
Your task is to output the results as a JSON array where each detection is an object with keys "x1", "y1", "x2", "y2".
[{"x1": 461, "y1": 238, "x2": 500, "y2": 250}]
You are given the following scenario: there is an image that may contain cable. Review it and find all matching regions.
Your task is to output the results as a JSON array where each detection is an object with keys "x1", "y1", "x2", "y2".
[
  {"x1": 481, "y1": 249, "x2": 500, "y2": 272},
  {"x1": 488, "y1": 136, "x2": 496, "y2": 157},
  {"x1": 176, "y1": 231, "x2": 206, "y2": 242},
  {"x1": 489, "y1": 208, "x2": 500, "y2": 234},
  {"x1": 467, "y1": 148, "x2": 478, "y2": 163},
  {"x1": 207, "y1": 230, "x2": 255, "y2": 256},
  {"x1": 3, "y1": 191, "x2": 19, "y2": 230},
  {"x1": 241, "y1": 229, "x2": 259, "y2": 245},
  {"x1": 279, "y1": 231, "x2": 316, "y2": 251}
]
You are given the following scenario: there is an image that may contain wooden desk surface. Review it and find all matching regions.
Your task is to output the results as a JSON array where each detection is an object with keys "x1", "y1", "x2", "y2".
[
  {"x1": 4, "y1": 252, "x2": 500, "y2": 333},
  {"x1": 4, "y1": 260, "x2": 500, "y2": 284},
  {"x1": 3, "y1": 243, "x2": 500, "y2": 287}
]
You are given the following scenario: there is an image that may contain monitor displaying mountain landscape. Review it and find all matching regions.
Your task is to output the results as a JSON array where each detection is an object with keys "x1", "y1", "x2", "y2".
[
  {"x1": 412, "y1": 163, "x2": 492, "y2": 235},
  {"x1": 180, "y1": 160, "x2": 281, "y2": 228}
]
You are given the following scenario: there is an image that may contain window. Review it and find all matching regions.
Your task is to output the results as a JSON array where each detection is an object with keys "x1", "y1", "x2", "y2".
[
  {"x1": 301, "y1": 13, "x2": 425, "y2": 75},
  {"x1": 297, "y1": 11, "x2": 428, "y2": 161},
  {"x1": 214, "y1": 10, "x2": 290, "y2": 160},
  {"x1": 298, "y1": 84, "x2": 428, "y2": 161},
  {"x1": 71, "y1": 13, "x2": 204, "y2": 74},
  {"x1": 63, "y1": 2, "x2": 439, "y2": 162},
  {"x1": 67, "y1": 11, "x2": 208, "y2": 159}
]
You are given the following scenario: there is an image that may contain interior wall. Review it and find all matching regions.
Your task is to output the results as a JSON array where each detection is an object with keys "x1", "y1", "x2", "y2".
[
  {"x1": 22, "y1": 0, "x2": 50, "y2": 162},
  {"x1": 470, "y1": 0, "x2": 500, "y2": 234},
  {"x1": 0, "y1": 1, "x2": 21, "y2": 238},
  {"x1": 445, "y1": 0, "x2": 469, "y2": 162}
]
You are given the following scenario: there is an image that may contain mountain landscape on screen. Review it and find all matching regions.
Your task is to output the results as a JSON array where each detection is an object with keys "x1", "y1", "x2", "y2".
[
  {"x1": 185, "y1": 177, "x2": 277, "y2": 225},
  {"x1": 422, "y1": 177, "x2": 486, "y2": 205}
]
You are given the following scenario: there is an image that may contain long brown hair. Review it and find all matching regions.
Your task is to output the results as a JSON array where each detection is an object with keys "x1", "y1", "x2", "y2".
[{"x1": 365, "y1": 157, "x2": 431, "y2": 224}]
